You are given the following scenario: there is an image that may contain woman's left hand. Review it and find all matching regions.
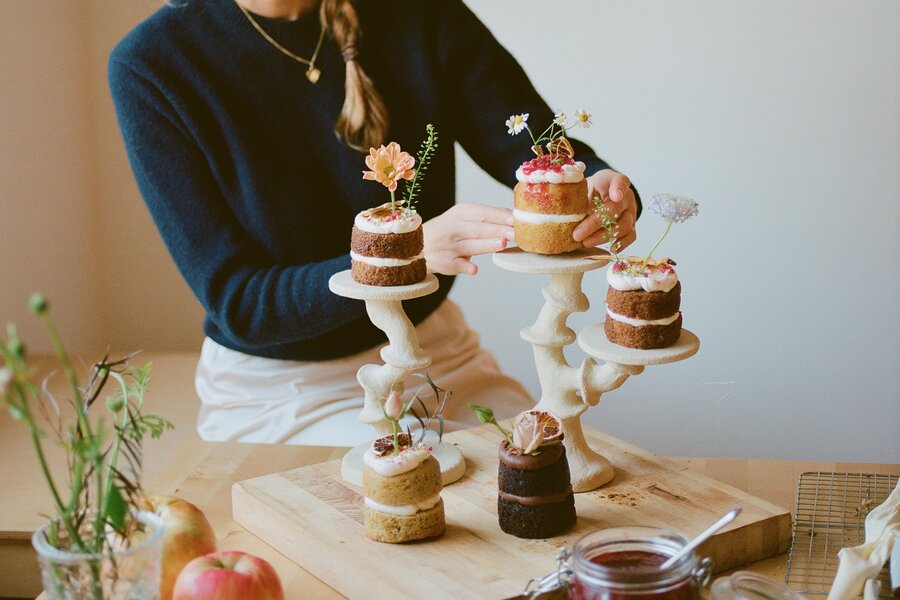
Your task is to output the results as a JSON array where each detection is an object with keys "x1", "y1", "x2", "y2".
[{"x1": 573, "y1": 169, "x2": 638, "y2": 251}]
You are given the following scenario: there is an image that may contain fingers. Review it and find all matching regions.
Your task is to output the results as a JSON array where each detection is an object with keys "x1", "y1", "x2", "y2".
[
  {"x1": 460, "y1": 221, "x2": 516, "y2": 242},
  {"x1": 453, "y1": 203, "x2": 515, "y2": 226},
  {"x1": 449, "y1": 256, "x2": 477, "y2": 276},
  {"x1": 589, "y1": 169, "x2": 632, "y2": 203},
  {"x1": 455, "y1": 237, "x2": 508, "y2": 257},
  {"x1": 578, "y1": 204, "x2": 636, "y2": 248},
  {"x1": 607, "y1": 173, "x2": 632, "y2": 203}
]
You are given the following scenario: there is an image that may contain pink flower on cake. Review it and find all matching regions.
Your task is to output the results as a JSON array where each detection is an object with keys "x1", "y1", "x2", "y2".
[
  {"x1": 383, "y1": 390, "x2": 404, "y2": 421},
  {"x1": 512, "y1": 412, "x2": 544, "y2": 455},
  {"x1": 361, "y1": 142, "x2": 416, "y2": 193}
]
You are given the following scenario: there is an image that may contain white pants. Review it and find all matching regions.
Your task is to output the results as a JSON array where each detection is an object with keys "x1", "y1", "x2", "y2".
[{"x1": 195, "y1": 300, "x2": 534, "y2": 446}]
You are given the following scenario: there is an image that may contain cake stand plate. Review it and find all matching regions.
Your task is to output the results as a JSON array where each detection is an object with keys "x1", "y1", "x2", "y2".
[
  {"x1": 579, "y1": 326, "x2": 701, "y2": 366},
  {"x1": 327, "y1": 270, "x2": 438, "y2": 301},
  {"x1": 491, "y1": 246, "x2": 610, "y2": 274},
  {"x1": 340, "y1": 430, "x2": 466, "y2": 488},
  {"x1": 233, "y1": 425, "x2": 791, "y2": 600}
]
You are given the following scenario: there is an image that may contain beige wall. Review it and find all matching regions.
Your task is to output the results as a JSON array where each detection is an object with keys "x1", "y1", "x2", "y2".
[{"x1": 0, "y1": 1, "x2": 204, "y2": 353}]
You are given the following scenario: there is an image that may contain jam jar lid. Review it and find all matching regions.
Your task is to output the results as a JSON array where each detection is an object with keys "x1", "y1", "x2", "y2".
[
  {"x1": 709, "y1": 572, "x2": 805, "y2": 600},
  {"x1": 571, "y1": 526, "x2": 699, "y2": 590}
]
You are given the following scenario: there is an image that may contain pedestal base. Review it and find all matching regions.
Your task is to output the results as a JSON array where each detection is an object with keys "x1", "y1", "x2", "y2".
[{"x1": 340, "y1": 430, "x2": 466, "y2": 487}]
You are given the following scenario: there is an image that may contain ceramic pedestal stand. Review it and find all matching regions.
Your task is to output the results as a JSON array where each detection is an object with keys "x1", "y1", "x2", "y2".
[
  {"x1": 328, "y1": 270, "x2": 466, "y2": 487},
  {"x1": 492, "y1": 247, "x2": 700, "y2": 492}
]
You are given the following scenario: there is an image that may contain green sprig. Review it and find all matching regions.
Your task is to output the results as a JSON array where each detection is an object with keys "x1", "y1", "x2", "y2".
[
  {"x1": 592, "y1": 195, "x2": 622, "y2": 261},
  {"x1": 402, "y1": 124, "x2": 438, "y2": 214},
  {"x1": 467, "y1": 403, "x2": 513, "y2": 446}
]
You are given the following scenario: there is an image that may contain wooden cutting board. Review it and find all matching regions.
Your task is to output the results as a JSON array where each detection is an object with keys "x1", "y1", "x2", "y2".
[{"x1": 233, "y1": 425, "x2": 791, "y2": 600}]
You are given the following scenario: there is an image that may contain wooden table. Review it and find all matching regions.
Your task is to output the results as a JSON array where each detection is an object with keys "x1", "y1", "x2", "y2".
[{"x1": 3, "y1": 353, "x2": 897, "y2": 599}]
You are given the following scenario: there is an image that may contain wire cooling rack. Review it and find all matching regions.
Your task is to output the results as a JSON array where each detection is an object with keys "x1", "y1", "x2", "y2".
[{"x1": 785, "y1": 472, "x2": 898, "y2": 597}]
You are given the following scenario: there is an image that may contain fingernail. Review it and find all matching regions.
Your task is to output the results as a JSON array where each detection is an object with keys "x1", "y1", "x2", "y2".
[
  {"x1": 613, "y1": 188, "x2": 622, "y2": 201},
  {"x1": 496, "y1": 239, "x2": 507, "y2": 250}
]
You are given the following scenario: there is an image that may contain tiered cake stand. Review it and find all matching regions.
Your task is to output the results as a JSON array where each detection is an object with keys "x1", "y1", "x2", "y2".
[
  {"x1": 492, "y1": 247, "x2": 700, "y2": 492},
  {"x1": 328, "y1": 270, "x2": 466, "y2": 486}
]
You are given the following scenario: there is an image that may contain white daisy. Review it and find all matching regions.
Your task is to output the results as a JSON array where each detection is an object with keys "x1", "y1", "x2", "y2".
[
  {"x1": 553, "y1": 111, "x2": 567, "y2": 126},
  {"x1": 575, "y1": 109, "x2": 592, "y2": 127},
  {"x1": 505, "y1": 113, "x2": 529, "y2": 135}
]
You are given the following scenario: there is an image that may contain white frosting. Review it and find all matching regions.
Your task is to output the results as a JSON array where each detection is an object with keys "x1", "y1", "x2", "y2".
[
  {"x1": 513, "y1": 208, "x2": 586, "y2": 224},
  {"x1": 515, "y1": 161, "x2": 586, "y2": 184},
  {"x1": 350, "y1": 251, "x2": 424, "y2": 267},
  {"x1": 363, "y1": 494, "x2": 442, "y2": 516},
  {"x1": 607, "y1": 265, "x2": 679, "y2": 293},
  {"x1": 354, "y1": 209, "x2": 422, "y2": 234},
  {"x1": 363, "y1": 446, "x2": 431, "y2": 477},
  {"x1": 606, "y1": 307, "x2": 680, "y2": 327}
]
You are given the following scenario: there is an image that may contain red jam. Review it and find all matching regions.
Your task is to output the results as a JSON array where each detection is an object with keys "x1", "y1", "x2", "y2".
[
  {"x1": 521, "y1": 153, "x2": 575, "y2": 174},
  {"x1": 568, "y1": 550, "x2": 699, "y2": 600}
]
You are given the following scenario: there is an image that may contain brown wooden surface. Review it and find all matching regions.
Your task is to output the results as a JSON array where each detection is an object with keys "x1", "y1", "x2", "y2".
[
  {"x1": 6, "y1": 353, "x2": 898, "y2": 599},
  {"x1": 233, "y1": 425, "x2": 793, "y2": 600}
]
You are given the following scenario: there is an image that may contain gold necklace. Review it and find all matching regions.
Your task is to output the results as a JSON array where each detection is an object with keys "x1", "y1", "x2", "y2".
[{"x1": 235, "y1": 1, "x2": 327, "y2": 83}]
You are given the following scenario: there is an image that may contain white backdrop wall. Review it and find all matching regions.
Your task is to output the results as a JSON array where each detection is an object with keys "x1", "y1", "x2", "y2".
[{"x1": 0, "y1": 1, "x2": 897, "y2": 462}]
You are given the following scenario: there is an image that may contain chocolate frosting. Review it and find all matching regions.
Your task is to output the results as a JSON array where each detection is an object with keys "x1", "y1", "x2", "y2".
[
  {"x1": 498, "y1": 440, "x2": 563, "y2": 470},
  {"x1": 498, "y1": 486, "x2": 573, "y2": 506}
]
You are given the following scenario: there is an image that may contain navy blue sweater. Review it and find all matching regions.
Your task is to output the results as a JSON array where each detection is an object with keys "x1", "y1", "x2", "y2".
[{"x1": 109, "y1": 0, "x2": 621, "y2": 360}]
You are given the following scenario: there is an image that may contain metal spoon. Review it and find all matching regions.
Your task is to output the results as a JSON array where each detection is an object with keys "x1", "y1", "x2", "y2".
[{"x1": 661, "y1": 507, "x2": 742, "y2": 570}]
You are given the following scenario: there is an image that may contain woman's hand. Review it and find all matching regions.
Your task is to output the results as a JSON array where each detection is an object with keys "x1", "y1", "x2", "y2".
[
  {"x1": 573, "y1": 169, "x2": 638, "y2": 251},
  {"x1": 423, "y1": 203, "x2": 515, "y2": 276}
]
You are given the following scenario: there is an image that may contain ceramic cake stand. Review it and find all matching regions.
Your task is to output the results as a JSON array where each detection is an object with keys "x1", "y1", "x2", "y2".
[
  {"x1": 492, "y1": 247, "x2": 700, "y2": 492},
  {"x1": 328, "y1": 270, "x2": 466, "y2": 487}
]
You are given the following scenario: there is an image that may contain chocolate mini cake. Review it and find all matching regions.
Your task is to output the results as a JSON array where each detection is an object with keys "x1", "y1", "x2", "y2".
[
  {"x1": 363, "y1": 433, "x2": 445, "y2": 543},
  {"x1": 605, "y1": 257, "x2": 682, "y2": 349},
  {"x1": 513, "y1": 155, "x2": 590, "y2": 255},
  {"x1": 350, "y1": 203, "x2": 426, "y2": 286},
  {"x1": 498, "y1": 440, "x2": 576, "y2": 538}
]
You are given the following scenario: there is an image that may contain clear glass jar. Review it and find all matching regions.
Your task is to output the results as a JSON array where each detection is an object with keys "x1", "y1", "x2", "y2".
[
  {"x1": 568, "y1": 526, "x2": 712, "y2": 600},
  {"x1": 709, "y1": 572, "x2": 805, "y2": 600},
  {"x1": 32, "y1": 510, "x2": 163, "y2": 600}
]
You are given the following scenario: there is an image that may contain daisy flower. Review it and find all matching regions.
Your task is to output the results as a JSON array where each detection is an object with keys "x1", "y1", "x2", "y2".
[
  {"x1": 575, "y1": 109, "x2": 592, "y2": 127},
  {"x1": 505, "y1": 113, "x2": 529, "y2": 135},
  {"x1": 361, "y1": 142, "x2": 416, "y2": 193}
]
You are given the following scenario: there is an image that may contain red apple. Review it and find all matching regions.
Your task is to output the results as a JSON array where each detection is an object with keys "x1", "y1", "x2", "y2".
[
  {"x1": 140, "y1": 495, "x2": 217, "y2": 600},
  {"x1": 173, "y1": 551, "x2": 284, "y2": 600}
]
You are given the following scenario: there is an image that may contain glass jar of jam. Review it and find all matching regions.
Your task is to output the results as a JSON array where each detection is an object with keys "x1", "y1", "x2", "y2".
[{"x1": 568, "y1": 526, "x2": 712, "y2": 600}]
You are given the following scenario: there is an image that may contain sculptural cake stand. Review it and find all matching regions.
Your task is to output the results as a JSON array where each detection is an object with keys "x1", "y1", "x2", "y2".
[
  {"x1": 492, "y1": 247, "x2": 700, "y2": 492},
  {"x1": 328, "y1": 270, "x2": 466, "y2": 487}
]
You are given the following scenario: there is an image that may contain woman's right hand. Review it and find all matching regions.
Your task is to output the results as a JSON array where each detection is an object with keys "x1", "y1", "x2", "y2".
[{"x1": 422, "y1": 203, "x2": 516, "y2": 276}]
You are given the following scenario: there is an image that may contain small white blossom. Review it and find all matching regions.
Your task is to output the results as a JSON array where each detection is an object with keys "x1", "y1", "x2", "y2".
[
  {"x1": 649, "y1": 193, "x2": 699, "y2": 223},
  {"x1": 505, "y1": 113, "x2": 529, "y2": 135},
  {"x1": 553, "y1": 111, "x2": 567, "y2": 126},
  {"x1": 575, "y1": 109, "x2": 592, "y2": 127},
  {"x1": 0, "y1": 367, "x2": 11, "y2": 397}
]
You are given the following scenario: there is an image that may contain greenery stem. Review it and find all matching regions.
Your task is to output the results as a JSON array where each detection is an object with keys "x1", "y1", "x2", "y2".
[
  {"x1": 642, "y1": 219, "x2": 673, "y2": 271},
  {"x1": 390, "y1": 419, "x2": 400, "y2": 456},
  {"x1": 390, "y1": 190, "x2": 395, "y2": 212}
]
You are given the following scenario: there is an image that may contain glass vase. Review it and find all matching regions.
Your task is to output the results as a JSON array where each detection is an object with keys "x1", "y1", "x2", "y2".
[{"x1": 32, "y1": 510, "x2": 163, "y2": 600}]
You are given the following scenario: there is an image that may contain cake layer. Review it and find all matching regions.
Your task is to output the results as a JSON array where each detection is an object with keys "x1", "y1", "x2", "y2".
[
  {"x1": 514, "y1": 221, "x2": 581, "y2": 255},
  {"x1": 351, "y1": 259, "x2": 426, "y2": 286},
  {"x1": 606, "y1": 281, "x2": 681, "y2": 320},
  {"x1": 365, "y1": 499, "x2": 445, "y2": 543},
  {"x1": 605, "y1": 313, "x2": 683, "y2": 349},
  {"x1": 350, "y1": 226, "x2": 423, "y2": 259},
  {"x1": 363, "y1": 455, "x2": 442, "y2": 506},
  {"x1": 513, "y1": 180, "x2": 589, "y2": 215},
  {"x1": 497, "y1": 495, "x2": 576, "y2": 539},
  {"x1": 498, "y1": 446, "x2": 571, "y2": 497}
]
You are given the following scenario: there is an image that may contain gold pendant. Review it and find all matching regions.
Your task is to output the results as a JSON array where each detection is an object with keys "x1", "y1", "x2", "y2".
[{"x1": 306, "y1": 67, "x2": 321, "y2": 84}]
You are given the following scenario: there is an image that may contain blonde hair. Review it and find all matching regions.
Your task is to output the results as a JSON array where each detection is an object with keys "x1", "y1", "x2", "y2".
[{"x1": 320, "y1": 0, "x2": 388, "y2": 152}]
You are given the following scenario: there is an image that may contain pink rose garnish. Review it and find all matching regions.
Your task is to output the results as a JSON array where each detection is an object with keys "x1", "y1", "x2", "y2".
[
  {"x1": 384, "y1": 390, "x2": 404, "y2": 421},
  {"x1": 512, "y1": 412, "x2": 544, "y2": 455},
  {"x1": 361, "y1": 142, "x2": 416, "y2": 192}
]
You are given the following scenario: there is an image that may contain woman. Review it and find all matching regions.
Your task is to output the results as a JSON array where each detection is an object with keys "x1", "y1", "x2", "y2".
[{"x1": 109, "y1": 0, "x2": 639, "y2": 445}]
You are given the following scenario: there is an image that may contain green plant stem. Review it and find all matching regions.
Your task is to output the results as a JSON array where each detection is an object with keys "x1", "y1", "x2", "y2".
[
  {"x1": 390, "y1": 419, "x2": 400, "y2": 455},
  {"x1": 642, "y1": 219, "x2": 672, "y2": 271},
  {"x1": 390, "y1": 190, "x2": 395, "y2": 212}
]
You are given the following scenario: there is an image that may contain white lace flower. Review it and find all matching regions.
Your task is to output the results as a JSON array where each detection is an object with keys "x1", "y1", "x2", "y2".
[
  {"x1": 505, "y1": 113, "x2": 529, "y2": 135},
  {"x1": 553, "y1": 111, "x2": 567, "y2": 126},
  {"x1": 649, "y1": 193, "x2": 699, "y2": 223},
  {"x1": 575, "y1": 109, "x2": 592, "y2": 127}
]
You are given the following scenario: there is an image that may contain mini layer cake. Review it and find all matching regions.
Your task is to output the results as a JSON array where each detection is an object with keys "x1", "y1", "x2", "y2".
[
  {"x1": 605, "y1": 257, "x2": 682, "y2": 349},
  {"x1": 363, "y1": 433, "x2": 445, "y2": 543},
  {"x1": 497, "y1": 411, "x2": 576, "y2": 539},
  {"x1": 351, "y1": 203, "x2": 426, "y2": 286},
  {"x1": 513, "y1": 155, "x2": 590, "y2": 255}
]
